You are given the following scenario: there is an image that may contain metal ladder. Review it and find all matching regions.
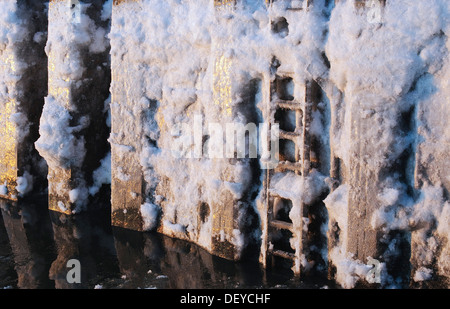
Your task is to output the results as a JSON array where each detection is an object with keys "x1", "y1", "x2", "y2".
[
  {"x1": 260, "y1": 0, "x2": 319, "y2": 275},
  {"x1": 263, "y1": 68, "x2": 318, "y2": 273}
]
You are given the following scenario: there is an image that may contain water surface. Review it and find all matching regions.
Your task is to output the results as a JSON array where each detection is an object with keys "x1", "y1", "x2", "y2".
[{"x1": 0, "y1": 200, "x2": 332, "y2": 289}]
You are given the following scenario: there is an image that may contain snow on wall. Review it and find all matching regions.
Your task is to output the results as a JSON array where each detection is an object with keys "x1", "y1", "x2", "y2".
[
  {"x1": 110, "y1": 0, "x2": 331, "y2": 259},
  {"x1": 0, "y1": 0, "x2": 447, "y2": 288},
  {"x1": 109, "y1": 0, "x2": 449, "y2": 285},
  {"x1": 0, "y1": 1, "x2": 27, "y2": 200},
  {"x1": 325, "y1": 0, "x2": 449, "y2": 287},
  {"x1": 35, "y1": 0, "x2": 111, "y2": 212},
  {"x1": 0, "y1": 0, "x2": 47, "y2": 200}
]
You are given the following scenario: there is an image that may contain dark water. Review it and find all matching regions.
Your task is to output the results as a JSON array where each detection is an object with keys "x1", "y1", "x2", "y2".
[{"x1": 0, "y1": 199, "x2": 333, "y2": 289}]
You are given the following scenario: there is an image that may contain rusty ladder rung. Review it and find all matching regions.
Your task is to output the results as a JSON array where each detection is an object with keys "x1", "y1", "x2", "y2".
[
  {"x1": 269, "y1": 248, "x2": 296, "y2": 260},
  {"x1": 276, "y1": 70, "x2": 294, "y2": 77},
  {"x1": 269, "y1": 219, "x2": 293, "y2": 231},
  {"x1": 264, "y1": 55, "x2": 318, "y2": 271},
  {"x1": 274, "y1": 100, "x2": 304, "y2": 110},
  {"x1": 279, "y1": 130, "x2": 301, "y2": 141},
  {"x1": 274, "y1": 161, "x2": 303, "y2": 172},
  {"x1": 266, "y1": 1, "x2": 310, "y2": 12}
]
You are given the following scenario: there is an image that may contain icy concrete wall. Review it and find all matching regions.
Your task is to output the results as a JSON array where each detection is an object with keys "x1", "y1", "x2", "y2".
[
  {"x1": 35, "y1": 0, "x2": 111, "y2": 214},
  {"x1": 0, "y1": 0, "x2": 448, "y2": 289},
  {"x1": 325, "y1": 0, "x2": 449, "y2": 288},
  {"x1": 110, "y1": 0, "x2": 263, "y2": 259},
  {"x1": 0, "y1": 0, "x2": 48, "y2": 202},
  {"x1": 110, "y1": 0, "x2": 331, "y2": 261},
  {"x1": 108, "y1": 0, "x2": 449, "y2": 287}
]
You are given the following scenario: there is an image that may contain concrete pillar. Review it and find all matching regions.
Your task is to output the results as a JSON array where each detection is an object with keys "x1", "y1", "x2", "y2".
[
  {"x1": 0, "y1": 1, "x2": 48, "y2": 203},
  {"x1": 325, "y1": 0, "x2": 392, "y2": 287},
  {"x1": 211, "y1": 0, "x2": 237, "y2": 257},
  {"x1": 110, "y1": 0, "x2": 146, "y2": 231},
  {"x1": 110, "y1": 0, "x2": 261, "y2": 262},
  {"x1": 411, "y1": 50, "x2": 450, "y2": 286},
  {"x1": 210, "y1": 0, "x2": 263, "y2": 261},
  {"x1": 36, "y1": 0, "x2": 111, "y2": 214}
]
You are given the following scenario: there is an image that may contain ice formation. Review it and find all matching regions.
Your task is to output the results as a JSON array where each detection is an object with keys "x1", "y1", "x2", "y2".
[
  {"x1": 35, "y1": 0, "x2": 111, "y2": 213},
  {"x1": 0, "y1": 0, "x2": 48, "y2": 201},
  {"x1": 108, "y1": 0, "x2": 449, "y2": 287},
  {"x1": 325, "y1": 0, "x2": 449, "y2": 287},
  {"x1": 109, "y1": 0, "x2": 333, "y2": 263},
  {"x1": 0, "y1": 0, "x2": 448, "y2": 288}
]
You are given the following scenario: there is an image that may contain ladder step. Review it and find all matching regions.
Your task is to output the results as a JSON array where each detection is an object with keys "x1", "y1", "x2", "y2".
[
  {"x1": 276, "y1": 71, "x2": 294, "y2": 77},
  {"x1": 269, "y1": 249, "x2": 296, "y2": 260},
  {"x1": 279, "y1": 130, "x2": 301, "y2": 140},
  {"x1": 274, "y1": 100, "x2": 303, "y2": 110},
  {"x1": 275, "y1": 161, "x2": 303, "y2": 172},
  {"x1": 269, "y1": 219, "x2": 293, "y2": 231}
]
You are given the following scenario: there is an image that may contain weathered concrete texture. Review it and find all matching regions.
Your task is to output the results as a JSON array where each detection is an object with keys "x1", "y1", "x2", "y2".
[
  {"x1": 414, "y1": 103, "x2": 450, "y2": 198},
  {"x1": 209, "y1": 0, "x2": 241, "y2": 260},
  {"x1": 208, "y1": 0, "x2": 264, "y2": 261},
  {"x1": 110, "y1": 0, "x2": 261, "y2": 262},
  {"x1": 110, "y1": 0, "x2": 146, "y2": 231},
  {"x1": 325, "y1": 0, "x2": 450, "y2": 288},
  {"x1": 411, "y1": 55, "x2": 450, "y2": 286},
  {"x1": 346, "y1": 111, "x2": 382, "y2": 263},
  {"x1": 0, "y1": 0, "x2": 48, "y2": 202},
  {"x1": 44, "y1": 0, "x2": 111, "y2": 214},
  {"x1": 325, "y1": 0, "x2": 405, "y2": 287}
]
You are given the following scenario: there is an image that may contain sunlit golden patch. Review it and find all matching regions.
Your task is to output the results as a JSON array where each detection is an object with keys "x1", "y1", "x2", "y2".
[
  {"x1": 213, "y1": 54, "x2": 233, "y2": 117},
  {"x1": 214, "y1": 0, "x2": 236, "y2": 10},
  {"x1": 0, "y1": 49, "x2": 18, "y2": 201}
]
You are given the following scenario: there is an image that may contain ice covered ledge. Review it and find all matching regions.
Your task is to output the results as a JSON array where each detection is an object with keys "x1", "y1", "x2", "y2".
[
  {"x1": 35, "y1": 0, "x2": 111, "y2": 214},
  {"x1": 0, "y1": 0, "x2": 48, "y2": 204}
]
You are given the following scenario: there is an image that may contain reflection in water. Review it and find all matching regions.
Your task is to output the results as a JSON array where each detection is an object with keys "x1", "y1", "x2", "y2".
[
  {"x1": 48, "y1": 209, "x2": 118, "y2": 289},
  {"x1": 112, "y1": 228, "x2": 268, "y2": 289},
  {"x1": 0, "y1": 200, "x2": 331, "y2": 289},
  {"x1": 0, "y1": 198, "x2": 54, "y2": 288}
]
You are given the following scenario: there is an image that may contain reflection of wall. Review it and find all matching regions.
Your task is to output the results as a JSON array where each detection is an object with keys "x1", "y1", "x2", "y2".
[
  {"x1": 112, "y1": 228, "x2": 148, "y2": 288},
  {"x1": 0, "y1": 199, "x2": 55, "y2": 288},
  {"x1": 113, "y1": 228, "x2": 264, "y2": 289},
  {"x1": 49, "y1": 210, "x2": 117, "y2": 289}
]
